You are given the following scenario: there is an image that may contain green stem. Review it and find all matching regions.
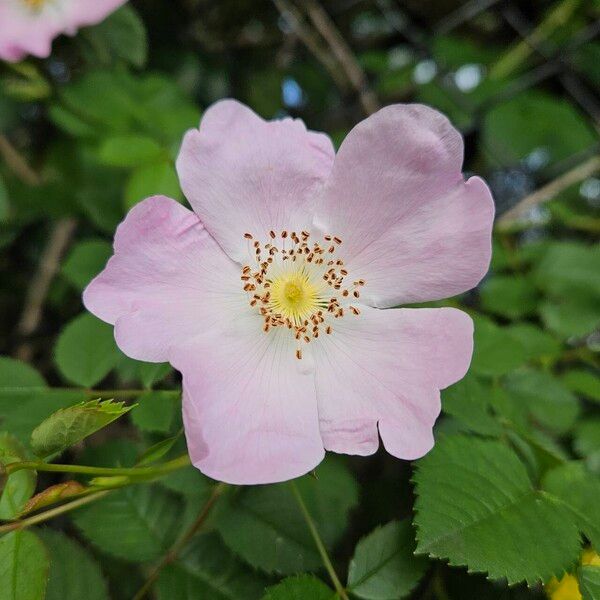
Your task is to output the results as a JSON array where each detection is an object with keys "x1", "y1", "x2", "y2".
[
  {"x1": 289, "y1": 480, "x2": 349, "y2": 600},
  {"x1": 6, "y1": 453, "x2": 191, "y2": 478},
  {"x1": 0, "y1": 490, "x2": 110, "y2": 534},
  {"x1": 133, "y1": 482, "x2": 228, "y2": 600}
]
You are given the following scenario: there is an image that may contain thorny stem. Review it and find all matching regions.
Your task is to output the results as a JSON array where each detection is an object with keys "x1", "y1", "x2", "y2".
[
  {"x1": 0, "y1": 490, "x2": 111, "y2": 534},
  {"x1": 289, "y1": 480, "x2": 349, "y2": 600},
  {"x1": 5, "y1": 453, "x2": 191, "y2": 478},
  {"x1": 132, "y1": 482, "x2": 228, "y2": 600}
]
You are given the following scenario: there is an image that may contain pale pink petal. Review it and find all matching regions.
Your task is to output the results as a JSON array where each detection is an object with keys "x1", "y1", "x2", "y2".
[
  {"x1": 313, "y1": 104, "x2": 494, "y2": 307},
  {"x1": 172, "y1": 326, "x2": 325, "y2": 485},
  {"x1": 0, "y1": 0, "x2": 127, "y2": 62},
  {"x1": 313, "y1": 306, "x2": 473, "y2": 459},
  {"x1": 176, "y1": 99, "x2": 335, "y2": 262},
  {"x1": 83, "y1": 195, "x2": 243, "y2": 363}
]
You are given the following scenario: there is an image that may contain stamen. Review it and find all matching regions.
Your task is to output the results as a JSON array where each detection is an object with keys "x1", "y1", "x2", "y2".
[{"x1": 239, "y1": 231, "x2": 364, "y2": 355}]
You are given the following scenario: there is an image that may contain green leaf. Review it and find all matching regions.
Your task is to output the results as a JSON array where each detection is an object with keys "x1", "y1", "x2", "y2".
[
  {"x1": 470, "y1": 316, "x2": 527, "y2": 377},
  {"x1": 156, "y1": 532, "x2": 270, "y2": 600},
  {"x1": 262, "y1": 575, "x2": 334, "y2": 600},
  {"x1": 159, "y1": 465, "x2": 212, "y2": 500},
  {"x1": 0, "y1": 357, "x2": 85, "y2": 444},
  {"x1": 482, "y1": 91, "x2": 597, "y2": 168},
  {"x1": 479, "y1": 276, "x2": 538, "y2": 319},
  {"x1": 216, "y1": 457, "x2": 359, "y2": 574},
  {"x1": 31, "y1": 399, "x2": 132, "y2": 458},
  {"x1": 441, "y1": 374, "x2": 503, "y2": 437},
  {"x1": 115, "y1": 355, "x2": 172, "y2": 388},
  {"x1": 0, "y1": 530, "x2": 49, "y2": 600},
  {"x1": 534, "y1": 242, "x2": 600, "y2": 297},
  {"x1": 73, "y1": 484, "x2": 182, "y2": 562},
  {"x1": 98, "y1": 134, "x2": 163, "y2": 167},
  {"x1": 62, "y1": 239, "x2": 112, "y2": 290},
  {"x1": 543, "y1": 462, "x2": 600, "y2": 550},
  {"x1": 504, "y1": 323, "x2": 562, "y2": 362},
  {"x1": 503, "y1": 370, "x2": 580, "y2": 434},
  {"x1": 124, "y1": 160, "x2": 182, "y2": 209},
  {"x1": 38, "y1": 529, "x2": 109, "y2": 600},
  {"x1": 562, "y1": 370, "x2": 600, "y2": 403},
  {"x1": 131, "y1": 391, "x2": 176, "y2": 434},
  {"x1": 574, "y1": 419, "x2": 600, "y2": 458},
  {"x1": 413, "y1": 435, "x2": 581, "y2": 584},
  {"x1": 580, "y1": 565, "x2": 600, "y2": 600},
  {"x1": 347, "y1": 520, "x2": 428, "y2": 600},
  {"x1": 0, "y1": 356, "x2": 45, "y2": 388},
  {"x1": 540, "y1": 295, "x2": 600, "y2": 339},
  {"x1": 136, "y1": 432, "x2": 181, "y2": 466},
  {"x1": 54, "y1": 313, "x2": 120, "y2": 387},
  {"x1": 84, "y1": 5, "x2": 148, "y2": 67},
  {"x1": 0, "y1": 433, "x2": 35, "y2": 519}
]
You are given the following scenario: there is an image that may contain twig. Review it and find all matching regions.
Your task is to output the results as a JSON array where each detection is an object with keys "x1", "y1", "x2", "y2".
[
  {"x1": 434, "y1": 0, "x2": 502, "y2": 35},
  {"x1": 133, "y1": 482, "x2": 228, "y2": 600},
  {"x1": 15, "y1": 217, "x2": 77, "y2": 361},
  {"x1": 301, "y1": 0, "x2": 380, "y2": 116},
  {"x1": 0, "y1": 490, "x2": 110, "y2": 534},
  {"x1": 272, "y1": 0, "x2": 349, "y2": 92},
  {"x1": 6, "y1": 454, "x2": 191, "y2": 478},
  {"x1": 0, "y1": 133, "x2": 41, "y2": 186},
  {"x1": 289, "y1": 480, "x2": 349, "y2": 599},
  {"x1": 497, "y1": 155, "x2": 600, "y2": 227}
]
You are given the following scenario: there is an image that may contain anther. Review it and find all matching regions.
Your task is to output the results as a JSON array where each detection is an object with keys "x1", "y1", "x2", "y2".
[{"x1": 244, "y1": 233, "x2": 253, "y2": 239}]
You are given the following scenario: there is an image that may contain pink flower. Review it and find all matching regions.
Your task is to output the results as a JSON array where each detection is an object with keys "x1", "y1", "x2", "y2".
[
  {"x1": 0, "y1": 0, "x2": 128, "y2": 62},
  {"x1": 84, "y1": 100, "x2": 494, "y2": 485}
]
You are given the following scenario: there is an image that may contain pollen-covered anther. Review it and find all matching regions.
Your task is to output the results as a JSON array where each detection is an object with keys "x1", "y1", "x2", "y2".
[{"x1": 240, "y1": 231, "x2": 364, "y2": 357}]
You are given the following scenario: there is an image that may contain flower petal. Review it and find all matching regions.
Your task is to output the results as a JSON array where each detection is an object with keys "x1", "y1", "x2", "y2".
[
  {"x1": 313, "y1": 104, "x2": 494, "y2": 307},
  {"x1": 0, "y1": 0, "x2": 126, "y2": 62},
  {"x1": 83, "y1": 195, "x2": 243, "y2": 362},
  {"x1": 172, "y1": 326, "x2": 325, "y2": 485},
  {"x1": 176, "y1": 99, "x2": 335, "y2": 262},
  {"x1": 313, "y1": 306, "x2": 473, "y2": 459}
]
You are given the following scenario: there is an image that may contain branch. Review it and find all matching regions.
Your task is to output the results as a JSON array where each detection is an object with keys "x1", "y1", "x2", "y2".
[
  {"x1": 301, "y1": 0, "x2": 380, "y2": 116},
  {"x1": 0, "y1": 133, "x2": 41, "y2": 186},
  {"x1": 272, "y1": 0, "x2": 349, "y2": 92},
  {"x1": 497, "y1": 155, "x2": 600, "y2": 227},
  {"x1": 15, "y1": 217, "x2": 78, "y2": 361}
]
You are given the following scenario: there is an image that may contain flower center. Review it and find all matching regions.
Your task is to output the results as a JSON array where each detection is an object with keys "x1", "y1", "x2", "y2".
[{"x1": 240, "y1": 230, "x2": 365, "y2": 359}]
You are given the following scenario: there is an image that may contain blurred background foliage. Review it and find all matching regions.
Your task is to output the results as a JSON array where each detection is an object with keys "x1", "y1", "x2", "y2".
[{"x1": 0, "y1": 1, "x2": 599, "y2": 599}]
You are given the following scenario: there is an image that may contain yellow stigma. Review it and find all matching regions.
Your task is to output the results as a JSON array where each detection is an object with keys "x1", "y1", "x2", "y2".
[{"x1": 269, "y1": 270, "x2": 323, "y2": 325}]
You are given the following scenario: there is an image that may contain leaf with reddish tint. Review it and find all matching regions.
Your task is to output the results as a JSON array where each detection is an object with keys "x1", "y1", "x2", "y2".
[{"x1": 19, "y1": 481, "x2": 86, "y2": 516}]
